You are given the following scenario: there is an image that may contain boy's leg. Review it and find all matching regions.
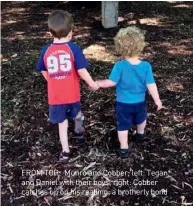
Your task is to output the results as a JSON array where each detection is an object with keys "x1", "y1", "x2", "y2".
[
  {"x1": 118, "y1": 130, "x2": 133, "y2": 158},
  {"x1": 58, "y1": 119, "x2": 70, "y2": 153},
  {"x1": 69, "y1": 102, "x2": 85, "y2": 145},
  {"x1": 131, "y1": 102, "x2": 149, "y2": 142},
  {"x1": 74, "y1": 111, "x2": 85, "y2": 145},
  {"x1": 132, "y1": 119, "x2": 148, "y2": 141},
  {"x1": 118, "y1": 130, "x2": 129, "y2": 149},
  {"x1": 137, "y1": 120, "x2": 146, "y2": 134},
  {"x1": 49, "y1": 104, "x2": 71, "y2": 163},
  {"x1": 74, "y1": 111, "x2": 85, "y2": 134},
  {"x1": 116, "y1": 102, "x2": 133, "y2": 158}
]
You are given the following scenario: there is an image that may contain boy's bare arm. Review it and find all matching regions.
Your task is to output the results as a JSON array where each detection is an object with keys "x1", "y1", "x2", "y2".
[
  {"x1": 96, "y1": 79, "x2": 116, "y2": 88},
  {"x1": 77, "y1": 68, "x2": 99, "y2": 90},
  {"x1": 41, "y1": 71, "x2": 48, "y2": 81},
  {"x1": 147, "y1": 83, "x2": 164, "y2": 111}
]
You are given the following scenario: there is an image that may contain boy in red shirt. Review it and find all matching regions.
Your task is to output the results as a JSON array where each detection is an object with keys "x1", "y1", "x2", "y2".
[{"x1": 36, "y1": 10, "x2": 99, "y2": 163}]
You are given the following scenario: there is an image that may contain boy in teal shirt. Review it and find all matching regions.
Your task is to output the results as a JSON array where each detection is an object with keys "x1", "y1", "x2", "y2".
[{"x1": 96, "y1": 26, "x2": 164, "y2": 158}]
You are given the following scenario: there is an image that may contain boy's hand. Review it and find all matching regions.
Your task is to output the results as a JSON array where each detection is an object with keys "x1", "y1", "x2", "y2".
[
  {"x1": 89, "y1": 81, "x2": 100, "y2": 91},
  {"x1": 155, "y1": 99, "x2": 165, "y2": 111}
]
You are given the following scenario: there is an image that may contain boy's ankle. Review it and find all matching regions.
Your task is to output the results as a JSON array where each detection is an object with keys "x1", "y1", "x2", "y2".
[
  {"x1": 137, "y1": 132, "x2": 144, "y2": 135},
  {"x1": 119, "y1": 148, "x2": 133, "y2": 158},
  {"x1": 62, "y1": 150, "x2": 70, "y2": 153},
  {"x1": 120, "y1": 145, "x2": 128, "y2": 149},
  {"x1": 136, "y1": 133, "x2": 144, "y2": 138},
  {"x1": 131, "y1": 132, "x2": 149, "y2": 142}
]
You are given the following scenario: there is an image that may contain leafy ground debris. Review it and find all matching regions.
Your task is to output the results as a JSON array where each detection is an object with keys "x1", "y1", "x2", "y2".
[{"x1": 1, "y1": 2, "x2": 193, "y2": 206}]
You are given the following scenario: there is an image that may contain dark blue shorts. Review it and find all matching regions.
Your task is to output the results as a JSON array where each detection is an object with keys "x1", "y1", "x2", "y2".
[
  {"x1": 49, "y1": 102, "x2": 81, "y2": 123},
  {"x1": 116, "y1": 101, "x2": 147, "y2": 131}
]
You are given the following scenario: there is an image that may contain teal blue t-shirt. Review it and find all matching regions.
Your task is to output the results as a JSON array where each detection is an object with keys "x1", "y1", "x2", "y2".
[{"x1": 109, "y1": 60, "x2": 155, "y2": 104}]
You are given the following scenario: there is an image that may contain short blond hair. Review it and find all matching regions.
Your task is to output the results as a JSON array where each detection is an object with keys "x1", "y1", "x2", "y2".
[{"x1": 114, "y1": 26, "x2": 146, "y2": 58}]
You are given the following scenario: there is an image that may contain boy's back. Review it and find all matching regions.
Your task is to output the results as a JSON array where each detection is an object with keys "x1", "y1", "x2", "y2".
[
  {"x1": 37, "y1": 42, "x2": 88, "y2": 105},
  {"x1": 109, "y1": 60, "x2": 155, "y2": 104}
]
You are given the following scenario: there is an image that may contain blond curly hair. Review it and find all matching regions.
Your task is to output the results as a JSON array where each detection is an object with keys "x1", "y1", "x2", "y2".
[{"x1": 114, "y1": 26, "x2": 146, "y2": 58}]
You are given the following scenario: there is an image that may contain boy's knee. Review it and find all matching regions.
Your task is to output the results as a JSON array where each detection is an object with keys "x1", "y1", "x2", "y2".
[{"x1": 75, "y1": 112, "x2": 84, "y2": 121}]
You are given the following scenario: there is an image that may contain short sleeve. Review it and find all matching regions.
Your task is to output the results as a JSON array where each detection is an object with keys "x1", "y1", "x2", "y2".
[
  {"x1": 109, "y1": 62, "x2": 122, "y2": 83},
  {"x1": 36, "y1": 45, "x2": 50, "y2": 72},
  {"x1": 69, "y1": 43, "x2": 89, "y2": 70},
  {"x1": 146, "y1": 63, "x2": 155, "y2": 84}
]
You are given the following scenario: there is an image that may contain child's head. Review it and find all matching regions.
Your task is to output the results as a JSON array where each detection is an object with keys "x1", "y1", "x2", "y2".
[
  {"x1": 48, "y1": 10, "x2": 74, "y2": 39},
  {"x1": 114, "y1": 26, "x2": 146, "y2": 58}
]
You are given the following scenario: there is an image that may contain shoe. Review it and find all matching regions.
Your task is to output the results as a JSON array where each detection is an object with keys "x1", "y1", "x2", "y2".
[
  {"x1": 119, "y1": 148, "x2": 133, "y2": 158},
  {"x1": 58, "y1": 151, "x2": 71, "y2": 163},
  {"x1": 75, "y1": 132, "x2": 86, "y2": 146},
  {"x1": 131, "y1": 133, "x2": 149, "y2": 142}
]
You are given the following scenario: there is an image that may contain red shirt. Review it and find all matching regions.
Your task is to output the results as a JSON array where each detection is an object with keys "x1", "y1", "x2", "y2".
[{"x1": 36, "y1": 42, "x2": 88, "y2": 105}]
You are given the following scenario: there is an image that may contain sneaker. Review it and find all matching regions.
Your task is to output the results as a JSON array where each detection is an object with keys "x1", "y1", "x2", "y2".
[
  {"x1": 131, "y1": 133, "x2": 149, "y2": 142},
  {"x1": 75, "y1": 132, "x2": 86, "y2": 146},
  {"x1": 119, "y1": 148, "x2": 133, "y2": 158},
  {"x1": 58, "y1": 151, "x2": 71, "y2": 163}
]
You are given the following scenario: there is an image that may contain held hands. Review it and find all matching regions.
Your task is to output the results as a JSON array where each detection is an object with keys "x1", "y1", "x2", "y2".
[{"x1": 89, "y1": 81, "x2": 100, "y2": 91}]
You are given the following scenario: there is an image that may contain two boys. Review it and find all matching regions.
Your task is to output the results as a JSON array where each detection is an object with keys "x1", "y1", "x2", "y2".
[{"x1": 36, "y1": 10, "x2": 164, "y2": 162}]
